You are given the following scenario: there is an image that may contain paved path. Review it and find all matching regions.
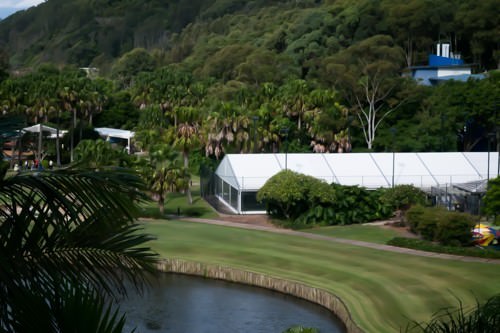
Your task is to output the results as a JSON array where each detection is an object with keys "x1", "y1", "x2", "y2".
[{"x1": 180, "y1": 217, "x2": 500, "y2": 265}]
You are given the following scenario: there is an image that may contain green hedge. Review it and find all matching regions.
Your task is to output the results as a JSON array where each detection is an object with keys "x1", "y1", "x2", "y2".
[
  {"x1": 387, "y1": 237, "x2": 500, "y2": 259},
  {"x1": 258, "y1": 170, "x2": 393, "y2": 228},
  {"x1": 405, "y1": 206, "x2": 476, "y2": 246}
]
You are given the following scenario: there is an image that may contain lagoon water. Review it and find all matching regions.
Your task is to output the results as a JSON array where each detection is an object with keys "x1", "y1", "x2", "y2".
[{"x1": 118, "y1": 273, "x2": 345, "y2": 333}]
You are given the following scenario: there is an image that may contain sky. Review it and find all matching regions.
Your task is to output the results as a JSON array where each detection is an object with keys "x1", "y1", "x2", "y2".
[{"x1": 0, "y1": 0, "x2": 45, "y2": 19}]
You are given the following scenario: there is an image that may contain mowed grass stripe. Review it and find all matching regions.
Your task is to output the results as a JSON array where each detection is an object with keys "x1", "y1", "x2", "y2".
[
  {"x1": 142, "y1": 220, "x2": 500, "y2": 333},
  {"x1": 305, "y1": 225, "x2": 400, "y2": 244}
]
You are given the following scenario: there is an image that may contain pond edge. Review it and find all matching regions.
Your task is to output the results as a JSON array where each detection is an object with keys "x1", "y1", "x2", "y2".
[{"x1": 157, "y1": 258, "x2": 364, "y2": 333}]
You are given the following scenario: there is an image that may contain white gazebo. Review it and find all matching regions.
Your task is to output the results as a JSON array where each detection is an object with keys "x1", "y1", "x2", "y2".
[{"x1": 213, "y1": 152, "x2": 499, "y2": 214}]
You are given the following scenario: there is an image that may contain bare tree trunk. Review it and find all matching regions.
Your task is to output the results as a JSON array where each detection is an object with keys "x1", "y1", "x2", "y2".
[{"x1": 158, "y1": 193, "x2": 165, "y2": 215}]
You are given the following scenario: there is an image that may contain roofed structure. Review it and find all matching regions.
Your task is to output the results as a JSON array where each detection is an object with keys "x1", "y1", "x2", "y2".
[{"x1": 212, "y1": 152, "x2": 499, "y2": 214}]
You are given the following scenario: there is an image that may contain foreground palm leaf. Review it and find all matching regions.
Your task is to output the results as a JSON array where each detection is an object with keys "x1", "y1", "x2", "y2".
[{"x1": 0, "y1": 165, "x2": 158, "y2": 331}]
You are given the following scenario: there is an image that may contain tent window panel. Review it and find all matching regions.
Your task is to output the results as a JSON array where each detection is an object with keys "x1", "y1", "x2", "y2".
[
  {"x1": 222, "y1": 181, "x2": 230, "y2": 202},
  {"x1": 230, "y1": 186, "x2": 238, "y2": 210},
  {"x1": 216, "y1": 176, "x2": 222, "y2": 197},
  {"x1": 241, "y1": 192, "x2": 265, "y2": 211}
]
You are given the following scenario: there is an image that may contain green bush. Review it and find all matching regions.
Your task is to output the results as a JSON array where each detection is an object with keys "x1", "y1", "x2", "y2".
[
  {"x1": 405, "y1": 205, "x2": 433, "y2": 235},
  {"x1": 259, "y1": 171, "x2": 392, "y2": 228},
  {"x1": 380, "y1": 184, "x2": 428, "y2": 211},
  {"x1": 483, "y1": 177, "x2": 500, "y2": 222},
  {"x1": 257, "y1": 170, "x2": 326, "y2": 220},
  {"x1": 405, "y1": 206, "x2": 476, "y2": 246},
  {"x1": 294, "y1": 184, "x2": 392, "y2": 227},
  {"x1": 435, "y1": 211, "x2": 476, "y2": 246}
]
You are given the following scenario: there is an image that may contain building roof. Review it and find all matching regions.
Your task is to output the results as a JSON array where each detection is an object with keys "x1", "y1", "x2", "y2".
[
  {"x1": 95, "y1": 127, "x2": 135, "y2": 140},
  {"x1": 23, "y1": 124, "x2": 67, "y2": 138},
  {"x1": 215, "y1": 152, "x2": 498, "y2": 191}
]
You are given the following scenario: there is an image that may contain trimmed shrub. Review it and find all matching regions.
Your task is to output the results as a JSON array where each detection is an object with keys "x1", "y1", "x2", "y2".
[
  {"x1": 380, "y1": 184, "x2": 427, "y2": 211},
  {"x1": 257, "y1": 170, "x2": 327, "y2": 220},
  {"x1": 405, "y1": 205, "x2": 431, "y2": 234},
  {"x1": 405, "y1": 206, "x2": 476, "y2": 246},
  {"x1": 435, "y1": 211, "x2": 476, "y2": 246}
]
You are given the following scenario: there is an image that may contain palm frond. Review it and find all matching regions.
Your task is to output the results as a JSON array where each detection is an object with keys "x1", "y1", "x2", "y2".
[{"x1": 0, "y1": 167, "x2": 158, "y2": 331}]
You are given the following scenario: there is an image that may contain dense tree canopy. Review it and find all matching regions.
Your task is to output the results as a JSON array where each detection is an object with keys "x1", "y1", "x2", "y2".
[{"x1": 0, "y1": 0, "x2": 498, "y2": 73}]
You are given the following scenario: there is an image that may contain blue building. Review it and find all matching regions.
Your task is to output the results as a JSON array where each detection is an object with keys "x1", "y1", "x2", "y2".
[{"x1": 404, "y1": 43, "x2": 485, "y2": 86}]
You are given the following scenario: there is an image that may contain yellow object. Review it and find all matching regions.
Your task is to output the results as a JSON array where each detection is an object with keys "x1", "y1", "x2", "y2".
[{"x1": 472, "y1": 224, "x2": 498, "y2": 246}]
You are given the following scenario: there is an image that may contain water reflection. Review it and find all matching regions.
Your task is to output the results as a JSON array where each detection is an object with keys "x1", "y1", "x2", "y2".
[{"x1": 118, "y1": 273, "x2": 345, "y2": 333}]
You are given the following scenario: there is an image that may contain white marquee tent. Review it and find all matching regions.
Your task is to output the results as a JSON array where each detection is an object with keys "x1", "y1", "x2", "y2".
[
  {"x1": 95, "y1": 127, "x2": 135, "y2": 153},
  {"x1": 214, "y1": 152, "x2": 499, "y2": 214}
]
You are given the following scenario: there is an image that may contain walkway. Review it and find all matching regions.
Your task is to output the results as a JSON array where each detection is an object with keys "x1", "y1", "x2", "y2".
[{"x1": 180, "y1": 217, "x2": 500, "y2": 265}]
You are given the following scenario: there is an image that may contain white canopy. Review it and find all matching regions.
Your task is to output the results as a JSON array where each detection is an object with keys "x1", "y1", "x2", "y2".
[
  {"x1": 215, "y1": 152, "x2": 499, "y2": 191},
  {"x1": 23, "y1": 124, "x2": 67, "y2": 138},
  {"x1": 95, "y1": 127, "x2": 135, "y2": 154},
  {"x1": 95, "y1": 127, "x2": 135, "y2": 140}
]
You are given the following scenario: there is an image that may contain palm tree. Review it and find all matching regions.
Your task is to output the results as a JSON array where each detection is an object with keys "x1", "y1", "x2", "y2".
[
  {"x1": 143, "y1": 144, "x2": 181, "y2": 214},
  {"x1": 0, "y1": 117, "x2": 158, "y2": 331},
  {"x1": 172, "y1": 105, "x2": 203, "y2": 205}
]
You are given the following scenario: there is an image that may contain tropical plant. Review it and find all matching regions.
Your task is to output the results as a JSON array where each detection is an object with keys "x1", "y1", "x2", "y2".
[
  {"x1": 0, "y1": 154, "x2": 158, "y2": 331},
  {"x1": 483, "y1": 177, "x2": 500, "y2": 223},
  {"x1": 404, "y1": 294, "x2": 500, "y2": 333},
  {"x1": 143, "y1": 144, "x2": 188, "y2": 214},
  {"x1": 74, "y1": 139, "x2": 132, "y2": 169},
  {"x1": 282, "y1": 326, "x2": 320, "y2": 333}
]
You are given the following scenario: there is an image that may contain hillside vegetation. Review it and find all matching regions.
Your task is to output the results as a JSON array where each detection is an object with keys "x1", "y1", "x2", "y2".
[{"x1": 0, "y1": 0, "x2": 498, "y2": 74}]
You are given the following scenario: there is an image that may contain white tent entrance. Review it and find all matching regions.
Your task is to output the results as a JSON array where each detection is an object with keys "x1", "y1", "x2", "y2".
[{"x1": 209, "y1": 152, "x2": 499, "y2": 214}]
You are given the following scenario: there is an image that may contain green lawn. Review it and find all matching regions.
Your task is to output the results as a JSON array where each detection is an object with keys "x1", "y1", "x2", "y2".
[
  {"x1": 141, "y1": 219, "x2": 500, "y2": 333},
  {"x1": 139, "y1": 187, "x2": 218, "y2": 219},
  {"x1": 304, "y1": 224, "x2": 401, "y2": 244}
]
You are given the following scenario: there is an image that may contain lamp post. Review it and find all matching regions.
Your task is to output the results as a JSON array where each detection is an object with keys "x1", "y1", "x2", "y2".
[
  {"x1": 390, "y1": 127, "x2": 397, "y2": 188},
  {"x1": 487, "y1": 132, "x2": 496, "y2": 180},
  {"x1": 280, "y1": 127, "x2": 289, "y2": 170},
  {"x1": 252, "y1": 115, "x2": 259, "y2": 153}
]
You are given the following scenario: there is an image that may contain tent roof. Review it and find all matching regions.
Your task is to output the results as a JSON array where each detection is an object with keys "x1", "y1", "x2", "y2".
[
  {"x1": 23, "y1": 124, "x2": 67, "y2": 138},
  {"x1": 453, "y1": 179, "x2": 489, "y2": 194},
  {"x1": 95, "y1": 127, "x2": 134, "y2": 140},
  {"x1": 215, "y1": 152, "x2": 498, "y2": 191}
]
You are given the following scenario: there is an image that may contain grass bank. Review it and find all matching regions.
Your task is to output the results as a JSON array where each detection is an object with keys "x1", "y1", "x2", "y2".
[
  {"x1": 141, "y1": 219, "x2": 500, "y2": 333},
  {"x1": 304, "y1": 225, "x2": 400, "y2": 244}
]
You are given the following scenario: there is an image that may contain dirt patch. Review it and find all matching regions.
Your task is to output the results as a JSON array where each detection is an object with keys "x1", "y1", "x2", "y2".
[{"x1": 373, "y1": 220, "x2": 420, "y2": 239}]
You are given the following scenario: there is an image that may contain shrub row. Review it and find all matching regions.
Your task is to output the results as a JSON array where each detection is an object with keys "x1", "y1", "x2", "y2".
[
  {"x1": 386, "y1": 237, "x2": 500, "y2": 259},
  {"x1": 258, "y1": 170, "x2": 427, "y2": 228}
]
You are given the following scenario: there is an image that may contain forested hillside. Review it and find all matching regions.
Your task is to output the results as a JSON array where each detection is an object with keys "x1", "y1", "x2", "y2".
[
  {"x1": 0, "y1": 0, "x2": 498, "y2": 73},
  {"x1": 0, "y1": 0, "x2": 499, "y2": 161}
]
